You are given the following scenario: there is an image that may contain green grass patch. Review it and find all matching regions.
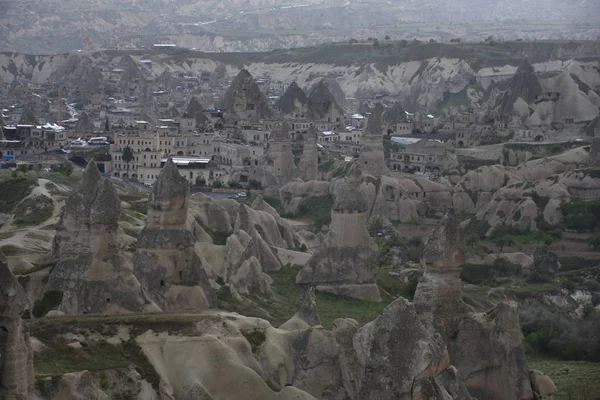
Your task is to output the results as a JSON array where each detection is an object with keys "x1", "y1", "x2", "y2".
[
  {"x1": 457, "y1": 156, "x2": 497, "y2": 171},
  {"x1": 13, "y1": 195, "x2": 54, "y2": 227},
  {"x1": 203, "y1": 227, "x2": 230, "y2": 245},
  {"x1": 34, "y1": 340, "x2": 161, "y2": 390},
  {"x1": 32, "y1": 290, "x2": 63, "y2": 318},
  {"x1": 377, "y1": 267, "x2": 418, "y2": 301},
  {"x1": 259, "y1": 265, "x2": 391, "y2": 329},
  {"x1": 528, "y1": 357, "x2": 600, "y2": 400},
  {"x1": 507, "y1": 282, "x2": 561, "y2": 294},
  {"x1": 1, "y1": 244, "x2": 25, "y2": 256},
  {"x1": 318, "y1": 159, "x2": 335, "y2": 172},
  {"x1": 0, "y1": 231, "x2": 16, "y2": 240},
  {"x1": 0, "y1": 176, "x2": 37, "y2": 213},
  {"x1": 559, "y1": 256, "x2": 600, "y2": 272},
  {"x1": 13, "y1": 262, "x2": 55, "y2": 276},
  {"x1": 297, "y1": 195, "x2": 333, "y2": 230},
  {"x1": 25, "y1": 232, "x2": 50, "y2": 241}
]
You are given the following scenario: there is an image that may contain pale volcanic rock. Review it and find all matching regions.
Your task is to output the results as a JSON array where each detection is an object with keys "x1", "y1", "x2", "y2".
[
  {"x1": 48, "y1": 161, "x2": 151, "y2": 315},
  {"x1": 279, "y1": 287, "x2": 321, "y2": 331},
  {"x1": 276, "y1": 81, "x2": 313, "y2": 119},
  {"x1": 413, "y1": 210, "x2": 470, "y2": 332},
  {"x1": 356, "y1": 298, "x2": 458, "y2": 400},
  {"x1": 136, "y1": 312, "x2": 348, "y2": 400},
  {"x1": 0, "y1": 253, "x2": 35, "y2": 400},
  {"x1": 133, "y1": 159, "x2": 216, "y2": 311},
  {"x1": 221, "y1": 69, "x2": 271, "y2": 119},
  {"x1": 450, "y1": 301, "x2": 534, "y2": 400},
  {"x1": 307, "y1": 79, "x2": 344, "y2": 121},
  {"x1": 529, "y1": 370, "x2": 558, "y2": 400},
  {"x1": 296, "y1": 126, "x2": 319, "y2": 182},
  {"x1": 296, "y1": 165, "x2": 381, "y2": 301},
  {"x1": 262, "y1": 122, "x2": 295, "y2": 195},
  {"x1": 355, "y1": 103, "x2": 390, "y2": 177},
  {"x1": 279, "y1": 180, "x2": 331, "y2": 215},
  {"x1": 52, "y1": 371, "x2": 110, "y2": 400},
  {"x1": 500, "y1": 59, "x2": 543, "y2": 115}
]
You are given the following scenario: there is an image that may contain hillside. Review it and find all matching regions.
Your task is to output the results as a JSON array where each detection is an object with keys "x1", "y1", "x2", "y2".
[
  {"x1": 0, "y1": 0, "x2": 599, "y2": 53},
  {"x1": 1, "y1": 40, "x2": 599, "y2": 113}
]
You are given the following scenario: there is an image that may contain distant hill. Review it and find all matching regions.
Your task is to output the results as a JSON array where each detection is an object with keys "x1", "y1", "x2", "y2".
[{"x1": 0, "y1": 0, "x2": 598, "y2": 54}]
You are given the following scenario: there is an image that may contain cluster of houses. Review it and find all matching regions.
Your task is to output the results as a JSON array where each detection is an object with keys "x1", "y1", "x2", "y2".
[{"x1": 0, "y1": 58, "x2": 590, "y2": 184}]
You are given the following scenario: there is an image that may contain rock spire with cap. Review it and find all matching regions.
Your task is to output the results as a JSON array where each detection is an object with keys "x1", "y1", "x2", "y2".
[
  {"x1": 296, "y1": 164, "x2": 381, "y2": 301},
  {"x1": 133, "y1": 159, "x2": 217, "y2": 311},
  {"x1": 297, "y1": 125, "x2": 319, "y2": 181},
  {"x1": 356, "y1": 103, "x2": 390, "y2": 177},
  {"x1": 48, "y1": 161, "x2": 152, "y2": 315}
]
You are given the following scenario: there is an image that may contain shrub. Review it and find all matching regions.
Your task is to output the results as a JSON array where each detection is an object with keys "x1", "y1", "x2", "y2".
[
  {"x1": 297, "y1": 195, "x2": 333, "y2": 230},
  {"x1": 248, "y1": 179, "x2": 262, "y2": 189},
  {"x1": 13, "y1": 195, "x2": 53, "y2": 227},
  {"x1": 32, "y1": 290, "x2": 63, "y2": 318},
  {"x1": 212, "y1": 180, "x2": 223, "y2": 189},
  {"x1": 0, "y1": 176, "x2": 36, "y2": 213},
  {"x1": 560, "y1": 200, "x2": 600, "y2": 232},
  {"x1": 588, "y1": 233, "x2": 600, "y2": 250},
  {"x1": 53, "y1": 162, "x2": 74, "y2": 176}
]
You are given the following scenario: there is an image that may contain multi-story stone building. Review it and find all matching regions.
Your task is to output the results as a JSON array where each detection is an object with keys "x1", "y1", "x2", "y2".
[{"x1": 388, "y1": 139, "x2": 457, "y2": 176}]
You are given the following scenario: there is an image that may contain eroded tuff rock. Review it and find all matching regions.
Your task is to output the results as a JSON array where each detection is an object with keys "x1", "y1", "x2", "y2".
[
  {"x1": 450, "y1": 301, "x2": 533, "y2": 400},
  {"x1": 0, "y1": 253, "x2": 34, "y2": 400},
  {"x1": 221, "y1": 69, "x2": 271, "y2": 119},
  {"x1": 414, "y1": 210, "x2": 470, "y2": 334},
  {"x1": 297, "y1": 126, "x2": 319, "y2": 182},
  {"x1": 307, "y1": 80, "x2": 344, "y2": 122},
  {"x1": 280, "y1": 180, "x2": 331, "y2": 215},
  {"x1": 532, "y1": 246, "x2": 559, "y2": 281},
  {"x1": 296, "y1": 165, "x2": 381, "y2": 301},
  {"x1": 133, "y1": 159, "x2": 216, "y2": 311},
  {"x1": 48, "y1": 161, "x2": 152, "y2": 315},
  {"x1": 190, "y1": 193, "x2": 304, "y2": 297},
  {"x1": 412, "y1": 212, "x2": 537, "y2": 400},
  {"x1": 357, "y1": 298, "x2": 467, "y2": 400},
  {"x1": 280, "y1": 287, "x2": 321, "y2": 331},
  {"x1": 276, "y1": 81, "x2": 313, "y2": 119},
  {"x1": 136, "y1": 311, "x2": 347, "y2": 400},
  {"x1": 499, "y1": 59, "x2": 543, "y2": 117},
  {"x1": 262, "y1": 122, "x2": 295, "y2": 195},
  {"x1": 356, "y1": 103, "x2": 390, "y2": 177}
]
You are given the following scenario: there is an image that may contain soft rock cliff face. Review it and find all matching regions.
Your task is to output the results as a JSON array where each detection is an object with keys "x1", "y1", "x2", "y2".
[
  {"x1": 262, "y1": 122, "x2": 295, "y2": 196},
  {"x1": 357, "y1": 298, "x2": 469, "y2": 400},
  {"x1": 296, "y1": 165, "x2": 381, "y2": 301},
  {"x1": 356, "y1": 103, "x2": 390, "y2": 178},
  {"x1": 220, "y1": 69, "x2": 271, "y2": 119},
  {"x1": 0, "y1": 254, "x2": 34, "y2": 400},
  {"x1": 276, "y1": 81, "x2": 313, "y2": 119},
  {"x1": 190, "y1": 193, "x2": 302, "y2": 296},
  {"x1": 414, "y1": 211, "x2": 471, "y2": 338},
  {"x1": 133, "y1": 159, "x2": 217, "y2": 311},
  {"x1": 412, "y1": 212, "x2": 536, "y2": 400},
  {"x1": 499, "y1": 59, "x2": 543, "y2": 116},
  {"x1": 48, "y1": 161, "x2": 151, "y2": 315},
  {"x1": 297, "y1": 126, "x2": 319, "y2": 182},
  {"x1": 135, "y1": 311, "x2": 348, "y2": 400}
]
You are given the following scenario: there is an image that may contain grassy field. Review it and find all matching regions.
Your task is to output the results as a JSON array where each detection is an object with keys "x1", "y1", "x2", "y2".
[
  {"x1": 217, "y1": 265, "x2": 395, "y2": 329},
  {"x1": 528, "y1": 357, "x2": 600, "y2": 400}
]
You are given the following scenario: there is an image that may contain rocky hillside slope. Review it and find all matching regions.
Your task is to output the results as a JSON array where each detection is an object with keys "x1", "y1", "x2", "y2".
[
  {"x1": 1, "y1": 0, "x2": 599, "y2": 53},
  {"x1": 1, "y1": 41, "x2": 600, "y2": 112}
]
